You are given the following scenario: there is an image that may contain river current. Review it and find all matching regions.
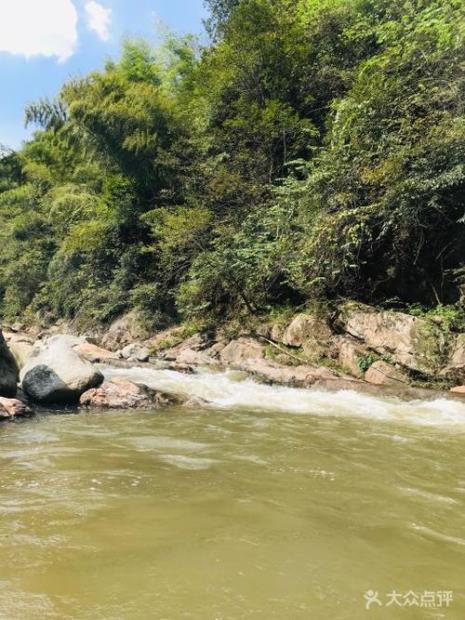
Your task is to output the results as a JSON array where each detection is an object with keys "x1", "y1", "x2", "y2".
[{"x1": 1, "y1": 366, "x2": 465, "y2": 618}]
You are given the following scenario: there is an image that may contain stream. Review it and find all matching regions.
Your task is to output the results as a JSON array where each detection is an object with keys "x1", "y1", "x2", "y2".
[{"x1": 1, "y1": 366, "x2": 465, "y2": 618}]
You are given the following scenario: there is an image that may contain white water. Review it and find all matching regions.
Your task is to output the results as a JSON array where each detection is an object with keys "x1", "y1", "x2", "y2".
[{"x1": 103, "y1": 366, "x2": 465, "y2": 428}]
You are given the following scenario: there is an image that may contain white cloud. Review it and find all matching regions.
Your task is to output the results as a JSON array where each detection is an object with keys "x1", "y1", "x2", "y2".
[
  {"x1": 85, "y1": 1, "x2": 111, "y2": 42},
  {"x1": 0, "y1": 0, "x2": 78, "y2": 62}
]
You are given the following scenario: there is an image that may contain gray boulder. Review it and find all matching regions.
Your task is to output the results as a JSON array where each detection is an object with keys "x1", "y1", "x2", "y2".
[
  {"x1": 0, "y1": 330, "x2": 19, "y2": 396},
  {"x1": 21, "y1": 335, "x2": 103, "y2": 403}
]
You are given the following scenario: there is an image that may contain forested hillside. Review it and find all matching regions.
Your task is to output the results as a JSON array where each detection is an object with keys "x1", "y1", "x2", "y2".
[{"x1": 0, "y1": 0, "x2": 464, "y2": 330}]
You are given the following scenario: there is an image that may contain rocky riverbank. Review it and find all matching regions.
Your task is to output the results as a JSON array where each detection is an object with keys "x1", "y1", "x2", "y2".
[{"x1": 2, "y1": 301, "x2": 465, "y2": 420}]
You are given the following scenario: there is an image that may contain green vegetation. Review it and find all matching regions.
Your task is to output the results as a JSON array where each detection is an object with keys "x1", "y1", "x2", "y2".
[
  {"x1": 356, "y1": 353, "x2": 377, "y2": 374},
  {"x1": 0, "y1": 0, "x2": 464, "y2": 330}
]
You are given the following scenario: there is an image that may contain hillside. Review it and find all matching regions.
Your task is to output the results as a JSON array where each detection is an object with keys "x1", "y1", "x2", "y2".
[{"x1": 0, "y1": 0, "x2": 464, "y2": 333}]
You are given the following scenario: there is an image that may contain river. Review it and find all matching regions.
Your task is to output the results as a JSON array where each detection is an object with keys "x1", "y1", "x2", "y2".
[{"x1": 1, "y1": 367, "x2": 465, "y2": 618}]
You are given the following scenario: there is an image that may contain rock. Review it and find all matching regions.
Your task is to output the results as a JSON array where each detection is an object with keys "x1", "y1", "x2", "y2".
[
  {"x1": 153, "y1": 391, "x2": 182, "y2": 407},
  {"x1": 175, "y1": 348, "x2": 217, "y2": 367},
  {"x1": 144, "y1": 326, "x2": 184, "y2": 353},
  {"x1": 0, "y1": 397, "x2": 33, "y2": 420},
  {"x1": 255, "y1": 322, "x2": 283, "y2": 342},
  {"x1": 51, "y1": 334, "x2": 87, "y2": 347},
  {"x1": 282, "y1": 314, "x2": 332, "y2": 347},
  {"x1": 255, "y1": 323, "x2": 273, "y2": 339},
  {"x1": 242, "y1": 357, "x2": 342, "y2": 388},
  {"x1": 364, "y1": 361, "x2": 408, "y2": 386},
  {"x1": 168, "y1": 362, "x2": 195, "y2": 374},
  {"x1": 219, "y1": 338, "x2": 265, "y2": 365},
  {"x1": 333, "y1": 336, "x2": 366, "y2": 378},
  {"x1": 450, "y1": 334, "x2": 465, "y2": 366},
  {"x1": 8, "y1": 323, "x2": 24, "y2": 333},
  {"x1": 281, "y1": 314, "x2": 333, "y2": 360},
  {"x1": 450, "y1": 385, "x2": 465, "y2": 395},
  {"x1": 161, "y1": 334, "x2": 207, "y2": 361},
  {"x1": 101, "y1": 311, "x2": 150, "y2": 351},
  {"x1": 443, "y1": 334, "x2": 465, "y2": 380},
  {"x1": 339, "y1": 302, "x2": 446, "y2": 375},
  {"x1": 0, "y1": 330, "x2": 19, "y2": 396},
  {"x1": 273, "y1": 352, "x2": 299, "y2": 366},
  {"x1": 159, "y1": 334, "x2": 217, "y2": 367},
  {"x1": 270, "y1": 323, "x2": 286, "y2": 343},
  {"x1": 216, "y1": 335, "x2": 358, "y2": 388},
  {"x1": 204, "y1": 340, "x2": 228, "y2": 358},
  {"x1": 80, "y1": 378, "x2": 180, "y2": 409},
  {"x1": 3, "y1": 332, "x2": 34, "y2": 368},
  {"x1": 73, "y1": 342, "x2": 120, "y2": 364},
  {"x1": 21, "y1": 335, "x2": 103, "y2": 403},
  {"x1": 120, "y1": 343, "x2": 151, "y2": 363}
]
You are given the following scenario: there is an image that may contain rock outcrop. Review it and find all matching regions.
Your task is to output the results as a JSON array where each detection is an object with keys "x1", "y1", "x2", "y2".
[
  {"x1": 338, "y1": 303, "x2": 446, "y2": 375},
  {"x1": 217, "y1": 337, "x2": 355, "y2": 388},
  {"x1": 0, "y1": 330, "x2": 19, "y2": 396},
  {"x1": 21, "y1": 336, "x2": 103, "y2": 403},
  {"x1": 241, "y1": 357, "x2": 346, "y2": 388},
  {"x1": 80, "y1": 378, "x2": 179, "y2": 409}
]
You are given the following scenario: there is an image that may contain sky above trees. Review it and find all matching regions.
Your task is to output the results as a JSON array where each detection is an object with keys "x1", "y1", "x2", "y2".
[{"x1": 0, "y1": 0, "x2": 207, "y2": 148}]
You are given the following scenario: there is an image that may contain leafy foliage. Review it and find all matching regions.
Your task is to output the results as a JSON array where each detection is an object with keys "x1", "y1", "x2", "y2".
[{"x1": 0, "y1": 0, "x2": 464, "y2": 328}]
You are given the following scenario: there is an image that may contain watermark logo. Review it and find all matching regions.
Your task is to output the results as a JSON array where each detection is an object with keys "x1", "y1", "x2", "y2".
[{"x1": 364, "y1": 590, "x2": 453, "y2": 610}]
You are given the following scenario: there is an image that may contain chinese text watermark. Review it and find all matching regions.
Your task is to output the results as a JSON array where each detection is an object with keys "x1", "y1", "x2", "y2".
[{"x1": 364, "y1": 590, "x2": 453, "y2": 610}]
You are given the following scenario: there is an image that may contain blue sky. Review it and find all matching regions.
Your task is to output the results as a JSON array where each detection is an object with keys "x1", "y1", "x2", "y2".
[{"x1": 0, "y1": 0, "x2": 207, "y2": 149}]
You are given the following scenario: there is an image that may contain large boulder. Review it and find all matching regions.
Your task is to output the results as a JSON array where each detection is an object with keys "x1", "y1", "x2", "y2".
[
  {"x1": 80, "y1": 378, "x2": 179, "y2": 409},
  {"x1": 0, "y1": 330, "x2": 19, "y2": 396},
  {"x1": 21, "y1": 336, "x2": 103, "y2": 403},
  {"x1": 338, "y1": 303, "x2": 447, "y2": 375}
]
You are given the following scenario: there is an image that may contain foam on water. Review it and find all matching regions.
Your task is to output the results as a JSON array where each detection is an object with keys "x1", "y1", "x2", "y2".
[{"x1": 103, "y1": 366, "x2": 465, "y2": 428}]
